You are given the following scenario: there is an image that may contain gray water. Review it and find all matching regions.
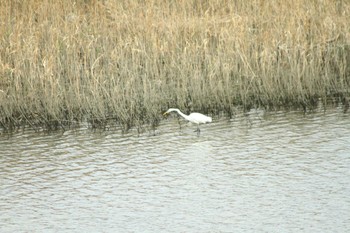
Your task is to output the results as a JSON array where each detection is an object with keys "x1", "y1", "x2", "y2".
[{"x1": 1, "y1": 108, "x2": 349, "y2": 232}]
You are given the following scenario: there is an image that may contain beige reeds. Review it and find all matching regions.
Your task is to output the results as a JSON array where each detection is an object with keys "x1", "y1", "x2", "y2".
[{"x1": 0, "y1": 0, "x2": 349, "y2": 131}]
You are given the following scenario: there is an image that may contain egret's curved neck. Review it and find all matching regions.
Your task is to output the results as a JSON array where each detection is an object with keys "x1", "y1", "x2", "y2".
[{"x1": 174, "y1": 109, "x2": 189, "y2": 120}]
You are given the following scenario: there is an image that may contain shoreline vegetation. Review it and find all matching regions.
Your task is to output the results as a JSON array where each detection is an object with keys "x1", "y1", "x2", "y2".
[{"x1": 0, "y1": 0, "x2": 349, "y2": 132}]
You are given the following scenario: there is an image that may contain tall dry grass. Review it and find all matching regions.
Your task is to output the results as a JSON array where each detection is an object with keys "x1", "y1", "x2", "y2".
[{"x1": 0, "y1": 0, "x2": 349, "y2": 131}]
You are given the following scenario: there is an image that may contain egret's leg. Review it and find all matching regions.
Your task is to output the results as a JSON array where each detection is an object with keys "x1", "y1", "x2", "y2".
[{"x1": 195, "y1": 125, "x2": 200, "y2": 136}]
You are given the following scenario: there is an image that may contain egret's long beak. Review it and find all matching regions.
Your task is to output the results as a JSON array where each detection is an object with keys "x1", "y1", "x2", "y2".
[{"x1": 163, "y1": 112, "x2": 168, "y2": 116}]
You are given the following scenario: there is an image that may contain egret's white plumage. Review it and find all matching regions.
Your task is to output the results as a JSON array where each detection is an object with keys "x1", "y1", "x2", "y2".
[{"x1": 163, "y1": 108, "x2": 212, "y2": 134}]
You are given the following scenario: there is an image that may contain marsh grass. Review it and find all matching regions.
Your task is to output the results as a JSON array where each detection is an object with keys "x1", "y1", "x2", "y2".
[{"x1": 0, "y1": 0, "x2": 349, "y2": 132}]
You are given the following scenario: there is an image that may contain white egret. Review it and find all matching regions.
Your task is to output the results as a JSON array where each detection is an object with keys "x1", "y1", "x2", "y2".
[{"x1": 163, "y1": 108, "x2": 212, "y2": 134}]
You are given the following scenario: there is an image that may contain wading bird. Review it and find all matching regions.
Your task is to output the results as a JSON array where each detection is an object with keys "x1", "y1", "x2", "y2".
[{"x1": 163, "y1": 108, "x2": 212, "y2": 135}]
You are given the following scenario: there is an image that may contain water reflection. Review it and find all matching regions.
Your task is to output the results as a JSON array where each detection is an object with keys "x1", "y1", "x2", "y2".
[{"x1": 1, "y1": 108, "x2": 349, "y2": 232}]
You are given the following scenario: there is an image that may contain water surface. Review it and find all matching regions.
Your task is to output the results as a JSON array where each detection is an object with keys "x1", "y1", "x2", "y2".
[{"x1": 1, "y1": 108, "x2": 349, "y2": 232}]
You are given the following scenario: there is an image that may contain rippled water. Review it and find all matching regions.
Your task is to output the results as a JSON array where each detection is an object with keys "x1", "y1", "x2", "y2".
[{"x1": 1, "y1": 108, "x2": 350, "y2": 232}]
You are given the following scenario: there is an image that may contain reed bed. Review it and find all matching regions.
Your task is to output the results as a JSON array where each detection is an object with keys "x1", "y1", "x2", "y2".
[{"x1": 0, "y1": 0, "x2": 349, "y2": 132}]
